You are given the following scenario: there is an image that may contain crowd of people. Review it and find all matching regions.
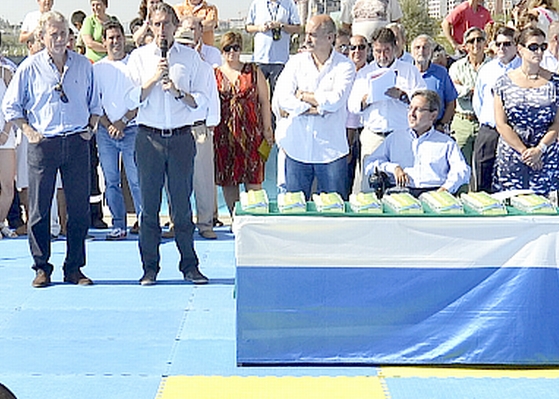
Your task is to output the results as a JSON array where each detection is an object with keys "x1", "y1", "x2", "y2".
[{"x1": 1, "y1": 0, "x2": 559, "y2": 287}]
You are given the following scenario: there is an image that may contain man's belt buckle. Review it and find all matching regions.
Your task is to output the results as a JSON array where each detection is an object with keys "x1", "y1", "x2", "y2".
[{"x1": 161, "y1": 128, "x2": 173, "y2": 137}]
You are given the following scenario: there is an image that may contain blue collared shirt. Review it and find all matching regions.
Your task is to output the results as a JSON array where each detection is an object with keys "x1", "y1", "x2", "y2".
[
  {"x1": 473, "y1": 56, "x2": 521, "y2": 127},
  {"x1": 420, "y1": 63, "x2": 458, "y2": 122},
  {"x1": 364, "y1": 127, "x2": 471, "y2": 193},
  {"x1": 2, "y1": 49, "x2": 102, "y2": 137}
]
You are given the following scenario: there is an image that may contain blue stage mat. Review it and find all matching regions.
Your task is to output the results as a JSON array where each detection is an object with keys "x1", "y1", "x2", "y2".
[
  {"x1": 385, "y1": 377, "x2": 559, "y2": 399},
  {"x1": 2, "y1": 145, "x2": 559, "y2": 398}
]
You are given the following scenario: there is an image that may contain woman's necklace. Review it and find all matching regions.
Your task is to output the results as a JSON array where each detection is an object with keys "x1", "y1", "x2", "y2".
[{"x1": 522, "y1": 67, "x2": 540, "y2": 80}]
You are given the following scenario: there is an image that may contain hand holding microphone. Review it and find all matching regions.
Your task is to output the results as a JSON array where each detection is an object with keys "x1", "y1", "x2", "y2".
[{"x1": 158, "y1": 38, "x2": 170, "y2": 84}]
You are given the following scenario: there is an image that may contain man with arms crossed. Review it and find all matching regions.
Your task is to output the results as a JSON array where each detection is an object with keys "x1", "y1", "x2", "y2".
[
  {"x1": 3, "y1": 11, "x2": 102, "y2": 287},
  {"x1": 273, "y1": 15, "x2": 355, "y2": 200}
]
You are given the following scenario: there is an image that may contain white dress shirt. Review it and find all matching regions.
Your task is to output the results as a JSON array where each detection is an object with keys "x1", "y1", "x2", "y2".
[
  {"x1": 273, "y1": 50, "x2": 356, "y2": 163},
  {"x1": 184, "y1": 60, "x2": 220, "y2": 127},
  {"x1": 473, "y1": 56, "x2": 521, "y2": 128},
  {"x1": 200, "y1": 44, "x2": 222, "y2": 68},
  {"x1": 541, "y1": 50, "x2": 559, "y2": 73},
  {"x1": 348, "y1": 59, "x2": 426, "y2": 133},
  {"x1": 126, "y1": 41, "x2": 209, "y2": 130},
  {"x1": 364, "y1": 127, "x2": 471, "y2": 193},
  {"x1": 93, "y1": 55, "x2": 136, "y2": 124}
]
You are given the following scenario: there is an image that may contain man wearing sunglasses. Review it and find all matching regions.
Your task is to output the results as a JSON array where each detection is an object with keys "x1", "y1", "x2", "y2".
[
  {"x1": 3, "y1": 11, "x2": 102, "y2": 288},
  {"x1": 449, "y1": 27, "x2": 490, "y2": 168},
  {"x1": 472, "y1": 26, "x2": 520, "y2": 192}
]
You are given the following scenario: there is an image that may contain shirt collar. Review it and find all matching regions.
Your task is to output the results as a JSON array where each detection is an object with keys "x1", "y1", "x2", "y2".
[
  {"x1": 410, "y1": 126, "x2": 435, "y2": 140},
  {"x1": 149, "y1": 40, "x2": 180, "y2": 57}
]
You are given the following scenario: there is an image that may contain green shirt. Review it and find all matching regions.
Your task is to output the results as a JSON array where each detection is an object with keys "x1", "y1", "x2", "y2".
[
  {"x1": 81, "y1": 14, "x2": 119, "y2": 63},
  {"x1": 448, "y1": 55, "x2": 489, "y2": 114}
]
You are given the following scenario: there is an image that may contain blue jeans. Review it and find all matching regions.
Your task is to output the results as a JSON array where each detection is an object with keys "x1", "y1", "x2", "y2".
[
  {"x1": 285, "y1": 155, "x2": 349, "y2": 200},
  {"x1": 97, "y1": 124, "x2": 142, "y2": 230},
  {"x1": 135, "y1": 125, "x2": 198, "y2": 275},
  {"x1": 27, "y1": 133, "x2": 90, "y2": 274},
  {"x1": 257, "y1": 63, "x2": 284, "y2": 97}
]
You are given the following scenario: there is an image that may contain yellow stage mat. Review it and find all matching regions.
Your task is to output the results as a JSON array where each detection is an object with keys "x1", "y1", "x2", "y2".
[
  {"x1": 379, "y1": 367, "x2": 559, "y2": 379},
  {"x1": 157, "y1": 376, "x2": 387, "y2": 399}
]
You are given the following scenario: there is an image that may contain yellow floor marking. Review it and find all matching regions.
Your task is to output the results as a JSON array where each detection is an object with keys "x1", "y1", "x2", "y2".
[
  {"x1": 380, "y1": 366, "x2": 559, "y2": 379},
  {"x1": 158, "y1": 376, "x2": 387, "y2": 399}
]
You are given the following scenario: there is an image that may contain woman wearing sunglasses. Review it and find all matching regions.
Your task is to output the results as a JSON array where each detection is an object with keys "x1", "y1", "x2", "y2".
[
  {"x1": 493, "y1": 26, "x2": 559, "y2": 195},
  {"x1": 213, "y1": 32, "x2": 273, "y2": 216}
]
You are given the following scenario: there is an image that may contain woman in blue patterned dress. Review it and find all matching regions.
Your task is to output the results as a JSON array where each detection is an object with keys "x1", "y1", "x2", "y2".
[{"x1": 493, "y1": 27, "x2": 559, "y2": 195}]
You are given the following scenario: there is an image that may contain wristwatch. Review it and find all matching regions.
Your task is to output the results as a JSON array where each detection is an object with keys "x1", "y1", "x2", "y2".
[{"x1": 121, "y1": 115, "x2": 130, "y2": 125}]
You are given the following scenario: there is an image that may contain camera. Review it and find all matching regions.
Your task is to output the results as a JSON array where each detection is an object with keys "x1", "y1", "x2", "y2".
[{"x1": 272, "y1": 27, "x2": 282, "y2": 41}]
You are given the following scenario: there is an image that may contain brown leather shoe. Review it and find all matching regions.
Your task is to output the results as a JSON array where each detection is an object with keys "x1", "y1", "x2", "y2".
[
  {"x1": 63, "y1": 270, "x2": 93, "y2": 285},
  {"x1": 32, "y1": 269, "x2": 51, "y2": 288},
  {"x1": 199, "y1": 230, "x2": 217, "y2": 240}
]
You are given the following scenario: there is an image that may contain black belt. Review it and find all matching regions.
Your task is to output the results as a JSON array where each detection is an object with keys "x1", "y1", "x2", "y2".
[
  {"x1": 373, "y1": 130, "x2": 393, "y2": 137},
  {"x1": 456, "y1": 112, "x2": 478, "y2": 122},
  {"x1": 140, "y1": 124, "x2": 191, "y2": 137},
  {"x1": 480, "y1": 123, "x2": 496, "y2": 130},
  {"x1": 192, "y1": 120, "x2": 206, "y2": 127}
]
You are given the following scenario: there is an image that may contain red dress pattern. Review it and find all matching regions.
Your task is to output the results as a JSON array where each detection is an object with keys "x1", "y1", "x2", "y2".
[{"x1": 214, "y1": 63, "x2": 265, "y2": 186}]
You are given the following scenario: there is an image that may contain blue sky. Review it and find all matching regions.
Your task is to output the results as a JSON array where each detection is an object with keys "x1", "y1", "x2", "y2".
[{"x1": 1, "y1": 0, "x2": 252, "y2": 25}]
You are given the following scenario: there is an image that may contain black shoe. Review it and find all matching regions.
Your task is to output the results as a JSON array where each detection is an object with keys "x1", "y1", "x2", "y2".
[
  {"x1": 139, "y1": 271, "x2": 157, "y2": 286},
  {"x1": 129, "y1": 221, "x2": 140, "y2": 235},
  {"x1": 32, "y1": 269, "x2": 52, "y2": 288},
  {"x1": 162, "y1": 227, "x2": 175, "y2": 239},
  {"x1": 213, "y1": 218, "x2": 224, "y2": 227},
  {"x1": 183, "y1": 268, "x2": 209, "y2": 284},
  {"x1": 64, "y1": 270, "x2": 93, "y2": 285},
  {"x1": 92, "y1": 219, "x2": 109, "y2": 229}
]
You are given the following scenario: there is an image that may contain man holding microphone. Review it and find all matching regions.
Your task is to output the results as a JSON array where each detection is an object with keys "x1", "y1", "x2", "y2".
[{"x1": 126, "y1": 2, "x2": 210, "y2": 285}]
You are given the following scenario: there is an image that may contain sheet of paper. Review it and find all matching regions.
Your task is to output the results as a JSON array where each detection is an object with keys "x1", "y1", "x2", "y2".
[{"x1": 367, "y1": 69, "x2": 396, "y2": 103}]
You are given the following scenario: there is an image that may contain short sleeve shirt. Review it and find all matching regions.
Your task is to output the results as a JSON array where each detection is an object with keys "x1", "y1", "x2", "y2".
[{"x1": 445, "y1": 2, "x2": 492, "y2": 45}]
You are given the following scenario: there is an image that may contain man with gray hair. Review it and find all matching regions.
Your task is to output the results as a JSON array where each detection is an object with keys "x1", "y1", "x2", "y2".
[
  {"x1": 364, "y1": 90, "x2": 470, "y2": 197},
  {"x1": 448, "y1": 26, "x2": 489, "y2": 166},
  {"x1": 3, "y1": 11, "x2": 102, "y2": 287},
  {"x1": 411, "y1": 34, "x2": 457, "y2": 134}
]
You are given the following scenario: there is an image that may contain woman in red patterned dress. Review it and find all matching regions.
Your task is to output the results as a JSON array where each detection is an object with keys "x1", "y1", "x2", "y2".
[{"x1": 214, "y1": 31, "x2": 273, "y2": 215}]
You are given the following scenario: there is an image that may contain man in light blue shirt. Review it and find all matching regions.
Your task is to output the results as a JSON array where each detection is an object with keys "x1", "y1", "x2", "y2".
[
  {"x1": 472, "y1": 26, "x2": 520, "y2": 192},
  {"x1": 2, "y1": 11, "x2": 102, "y2": 288},
  {"x1": 411, "y1": 34, "x2": 457, "y2": 133},
  {"x1": 246, "y1": 0, "x2": 301, "y2": 96},
  {"x1": 364, "y1": 90, "x2": 470, "y2": 196}
]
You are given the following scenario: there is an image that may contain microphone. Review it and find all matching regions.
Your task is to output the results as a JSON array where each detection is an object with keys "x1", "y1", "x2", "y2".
[{"x1": 160, "y1": 38, "x2": 168, "y2": 58}]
